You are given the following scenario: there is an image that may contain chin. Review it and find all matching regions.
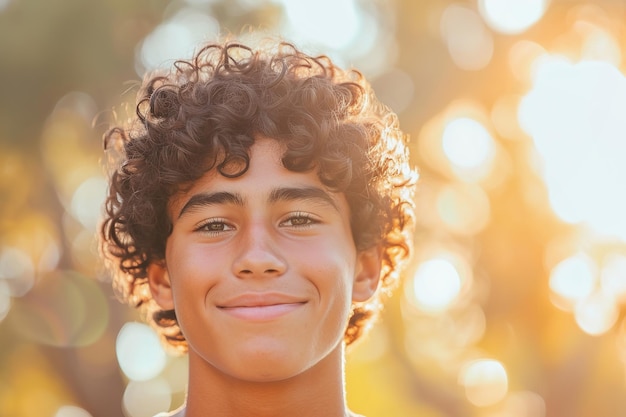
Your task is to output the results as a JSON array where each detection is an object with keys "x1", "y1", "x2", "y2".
[{"x1": 230, "y1": 346, "x2": 309, "y2": 381}]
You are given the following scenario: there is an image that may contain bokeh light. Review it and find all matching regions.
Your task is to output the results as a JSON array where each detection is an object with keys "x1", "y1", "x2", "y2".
[
  {"x1": 0, "y1": 280, "x2": 11, "y2": 322},
  {"x1": 442, "y1": 117, "x2": 496, "y2": 171},
  {"x1": 123, "y1": 379, "x2": 172, "y2": 417},
  {"x1": 0, "y1": 246, "x2": 35, "y2": 297},
  {"x1": 519, "y1": 57, "x2": 626, "y2": 241},
  {"x1": 137, "y1": 8, "x2": 219, "y2": 73},
  {"x1": 459, "y1": 359, "x2": 509, "y2": 407},
  {"x1": 70, "y1": 176, "x2": 107, "y2": 231},
  {"x1": 54, "y1": 405, "x2": 93, "y2": 417},
  {"x1": 116, "y1": 322, "x2": 168, "y2": 381},
  {"x1": 273, "y1": 0, "x2": 361, "y2": 50},
  {"x1": 549, "y1": 253, "x2": 597, "y2": 310},
  {"x1": 574, "y1": 291, "x2": 619, "y2": 335},
  {"x1": 412, "y1": 257, "x2": 462, "y2": 313},
  {"x1": 600, "y1": 253, "x2": 626, "y2": 302},
  {"x1": 478, "y1": 0, "x2": 548, "y2": 35},
  {"x1": 9, "y1": 270, "x2": 109, "y2": 347}
]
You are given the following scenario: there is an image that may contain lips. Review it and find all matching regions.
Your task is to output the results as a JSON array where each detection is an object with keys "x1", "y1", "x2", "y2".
[{"x1": 217, "y1": 293, "x2": 306, "y2": 321}]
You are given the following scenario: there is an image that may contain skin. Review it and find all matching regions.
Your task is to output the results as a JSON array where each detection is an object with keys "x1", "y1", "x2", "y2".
[{"x1": 148, "y1": 137, "x2": 381, "y2": 417}]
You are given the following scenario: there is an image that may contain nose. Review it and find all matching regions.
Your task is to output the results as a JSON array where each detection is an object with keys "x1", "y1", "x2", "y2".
[{"x1": 232, "y1": 223, "x2": 287, "y2": 278}]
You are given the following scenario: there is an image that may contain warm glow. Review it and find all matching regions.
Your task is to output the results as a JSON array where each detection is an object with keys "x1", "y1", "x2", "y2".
[
  {"x1": 519, "y1": 57, "x2": 626, "y2": 241},
  {"x1": 460, "y1": 359, "x2": 509, "y2": 407},
  {"x1": 479, "y1": 0, "x2": 547, "y2": 34}
]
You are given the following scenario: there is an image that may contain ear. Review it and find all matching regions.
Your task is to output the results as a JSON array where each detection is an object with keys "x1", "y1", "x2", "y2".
[
  {"x1": 352, "y1": 245, "x2": 383, "y2": 303},
  {"x1": 147, "y1": 261, "x2": 175, "y2": 310}
]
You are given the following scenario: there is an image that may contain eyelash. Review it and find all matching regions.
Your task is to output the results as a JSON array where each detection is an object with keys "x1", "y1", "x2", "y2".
[
  {"x1": 280, "y1": 212, "x2": 318, "y2": 228},
  {"x1": 193, "y1": 212, "x2": 319, "y2": 235},
  {"x1": 194, "y1": 218, "x2": 234, "y2": 235}
]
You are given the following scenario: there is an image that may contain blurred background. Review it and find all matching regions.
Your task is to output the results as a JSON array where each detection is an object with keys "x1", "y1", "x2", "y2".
[{"x1": 1, "y1": 0, "x2": 626, "y2": 416}]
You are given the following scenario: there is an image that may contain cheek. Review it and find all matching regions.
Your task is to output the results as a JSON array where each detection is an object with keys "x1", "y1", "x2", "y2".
[
  {"x1": 166, "y1": 239, "x2": 227, "y2": 297},
  {"x1": 288, "y1": 239, "x2": 356, "y2": 296}
]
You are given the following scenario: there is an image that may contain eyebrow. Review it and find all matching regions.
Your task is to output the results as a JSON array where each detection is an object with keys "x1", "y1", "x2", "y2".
[
  {"x1": 177, "y1": 186, "x2": 339, "y2": 219},
  {"x1": 178, "y1": 191, "x2": 244, "y2": 218},
  {"x1": 269, "y1": 186, "x2": 339, "y2": 211}
]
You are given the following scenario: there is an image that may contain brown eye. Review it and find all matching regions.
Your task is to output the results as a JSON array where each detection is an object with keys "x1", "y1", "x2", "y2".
[
  {"x1": 194, "y1": 218, "x2": 234, "y2": 234},
  {"x1": 281, "y1": 213, "x2": 318, "y2": 228},
  {"x1": 207, "y1": 223, "x2": 226, "y2": 231},
  {"x1": 290, "y1": 217, "x2": 310, "y2": 226}
]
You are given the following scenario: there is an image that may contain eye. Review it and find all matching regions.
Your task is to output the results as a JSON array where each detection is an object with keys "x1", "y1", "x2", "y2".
[
  {"x1": 280, "y1": 212, "x2": 318, "y2": 228},
  {"x1": 194, "y1": 218, "x2": 235, "y2": 235}
]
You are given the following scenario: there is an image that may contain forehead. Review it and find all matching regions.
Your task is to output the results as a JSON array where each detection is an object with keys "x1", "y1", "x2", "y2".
[{"x1": 167, "y1": 137, "x2": 349, "y2": 217}]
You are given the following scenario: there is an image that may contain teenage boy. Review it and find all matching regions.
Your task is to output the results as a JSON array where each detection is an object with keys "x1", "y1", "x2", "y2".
[{"x1": 101, "y1": 39, "x2": 417, "y2": 417}]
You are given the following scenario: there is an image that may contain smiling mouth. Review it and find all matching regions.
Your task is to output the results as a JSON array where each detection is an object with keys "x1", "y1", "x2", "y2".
[{"x1": 219, "y1": 303, "x2": 306, "y2": 321}]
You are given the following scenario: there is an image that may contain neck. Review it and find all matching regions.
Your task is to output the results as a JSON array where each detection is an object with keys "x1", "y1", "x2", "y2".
[{"x1": 183, "y1": 344, "x2": 351, "y2": 417}]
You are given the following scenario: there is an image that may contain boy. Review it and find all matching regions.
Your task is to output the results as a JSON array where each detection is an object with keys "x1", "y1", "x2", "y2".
[{"x1": 100, "y1": 39, "x2": 417, "y2": 417}]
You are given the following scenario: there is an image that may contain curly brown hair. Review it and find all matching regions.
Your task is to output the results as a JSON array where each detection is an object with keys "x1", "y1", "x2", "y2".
[{"x1": 100, "y1": 39, "x2": 417, "y2": 352}]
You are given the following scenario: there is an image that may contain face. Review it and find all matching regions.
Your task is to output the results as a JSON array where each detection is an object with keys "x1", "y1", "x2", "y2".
[{"x1": 149, "y1": 138, "x2": 380, "y2": 382}]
